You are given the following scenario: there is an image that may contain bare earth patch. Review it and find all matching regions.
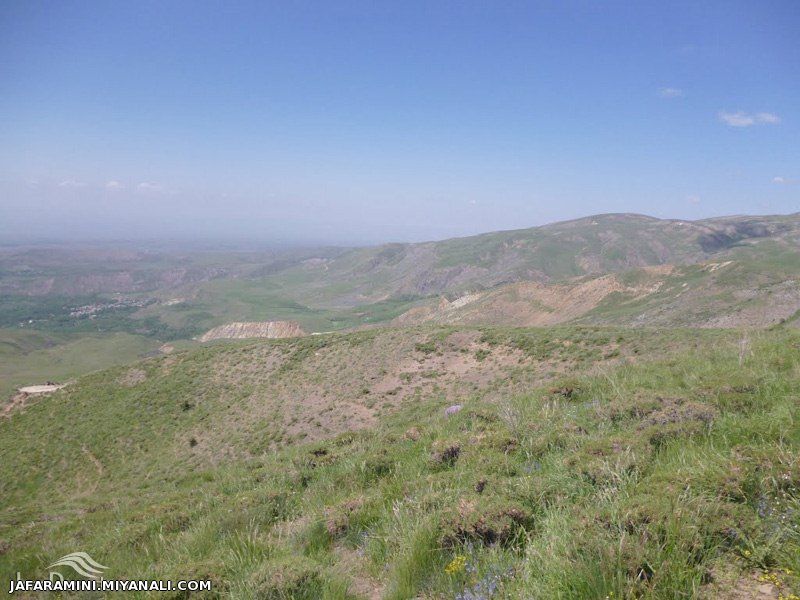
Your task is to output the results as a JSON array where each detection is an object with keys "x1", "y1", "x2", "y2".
[
  {"x1": 333, "y1": 544, "x2": 384, "y2": 600},
  {"x1": 706, "y1": 571, "x2": 780, "y2": 600},
  {"x1": 118, "y1": 368, "x2": 147, "y2": 387},
  {"x1": 393, "y1": 271, "x2": 671, "y2": 327},
  {"x1": 174, "y1": 327, "x2": 704, "y2": 463}
]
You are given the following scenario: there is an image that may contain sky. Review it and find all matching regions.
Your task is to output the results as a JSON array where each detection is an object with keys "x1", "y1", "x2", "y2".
[{"x1": 0, "y1": 1, "x2": 798, "y2": 245}]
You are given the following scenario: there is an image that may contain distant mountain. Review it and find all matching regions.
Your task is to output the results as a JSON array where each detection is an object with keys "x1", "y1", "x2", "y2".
[{"x1": 272, "y1": 212, "x2": 800, "y2": 309}]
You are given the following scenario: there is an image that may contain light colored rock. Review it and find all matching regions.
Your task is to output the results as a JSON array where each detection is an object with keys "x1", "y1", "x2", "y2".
[
  {"x1": 199, "y1": 321, "x2": 306, "y2": 342},
  {"x1": 17, "y1": 384, "x2": 66, "y2": 394}
]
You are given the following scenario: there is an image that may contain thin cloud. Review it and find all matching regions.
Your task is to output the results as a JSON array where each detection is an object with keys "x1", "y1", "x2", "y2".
[
  {"x1": 756, "y1": 112, "x2": 780, "y2": 124},
  {"x1": 658, "y1": 87, "x2": 684, "y2": 98},
  {"x1": 773, "y1": 176, "x2": 795, "y2": 185},
  {"x1": 58, "y1": 179, "x2": 86, "y2": 188},
  {"x1": 137, "y1": 181, "x2": 163, "y2": 193},
  {"x1": 105, "y1": 180, "x2": 123, "y2": 190},
  {"x1": 718, "y1": 110, "x2": 780, "y2": 127},
  {"x1": 687, "y1": 195, "x2": 701, "y2": 205}
]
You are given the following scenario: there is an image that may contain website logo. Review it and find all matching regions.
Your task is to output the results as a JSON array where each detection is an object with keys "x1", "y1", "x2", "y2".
[{"x1": 46, "y1": 552, "x2": 108, "y2": 580}]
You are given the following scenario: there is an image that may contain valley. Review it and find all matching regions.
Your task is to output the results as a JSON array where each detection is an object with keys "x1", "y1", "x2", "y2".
[{"x1": 2, "y1": 213, "x2": 798, "y2": 397}]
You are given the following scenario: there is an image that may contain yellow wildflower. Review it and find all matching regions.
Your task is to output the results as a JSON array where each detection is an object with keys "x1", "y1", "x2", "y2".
[{"x1": 445, "y1": 555, "x2": 467, "y2": 575}]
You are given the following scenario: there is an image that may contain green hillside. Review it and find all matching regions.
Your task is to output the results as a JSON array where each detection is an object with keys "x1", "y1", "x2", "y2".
[
  {"x1": 2, "y1": 325, "x2": 799, "y2": 598},
  {"x1": 269, "y1": 213, "x2": 800, "y2": 307},
  {"x1": 0, "y1": 328, "x2": 160, "y2": 398}
]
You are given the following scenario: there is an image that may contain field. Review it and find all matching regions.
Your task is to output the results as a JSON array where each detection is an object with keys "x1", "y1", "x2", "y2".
[{"x1": 2, "y1": 325, "x2": 799, "y2": 598}]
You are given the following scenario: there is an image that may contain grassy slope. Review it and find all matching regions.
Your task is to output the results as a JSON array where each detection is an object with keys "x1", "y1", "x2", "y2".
[
  {"x1": 146, "y1": 278, "x2": 425, "y2": 335},
  {"x1": 582, "y1": 240, "x2": 800, "y2": 327},
  {"x1": 391, "y1": 238, "x2": 800, "y2": 330},
  {"x1": 269, "y1": 214, "x2": 800, "y2": 305},
  {"x1": 0, "y1": 328, "x2": 160, "y2": 398},
  {"x1": 1, "y1": 326, "x2": 799, "y2": 598}
]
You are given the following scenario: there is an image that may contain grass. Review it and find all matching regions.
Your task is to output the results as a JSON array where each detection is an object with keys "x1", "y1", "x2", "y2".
[
  {"x1": 136, "y1": 278, "x2": 427, "y2": 336},
  {"x1": 0, "y1": 328, "x2": 160, "y2": 398},
  {"x1": 1, "y1": 325, "x2": 799, "y2": 598},
  {"x1": 0, "y1": 285, "x2": 423, "y2": 399}
]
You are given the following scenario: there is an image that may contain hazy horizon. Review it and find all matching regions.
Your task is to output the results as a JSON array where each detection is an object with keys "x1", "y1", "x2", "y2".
[
  {"x1": 2, "y1": 209, "x2": 799, "y2": 253},
  {"x1": 2, "y1": 1, "x2": 798, "y2": 244}
]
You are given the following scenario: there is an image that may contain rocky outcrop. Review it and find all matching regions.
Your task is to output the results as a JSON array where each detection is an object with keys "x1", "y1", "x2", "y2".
[
  {"x1": 199, "y1": 321, "x2": 306, "y2": 342},
  {"x1": 17, "y1": 384, "x2": 66, "y2": 394}
]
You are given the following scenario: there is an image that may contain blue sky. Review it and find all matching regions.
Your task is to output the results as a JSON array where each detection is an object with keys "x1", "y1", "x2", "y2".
[{"x1": 1, "y1": 1, "x2": 798, "y2": 244}]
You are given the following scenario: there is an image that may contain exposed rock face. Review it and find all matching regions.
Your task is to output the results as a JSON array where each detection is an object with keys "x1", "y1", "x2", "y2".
[
  {"x1": 199, "y1": 321, "x2": 306, "y2": 342},
  {"x1": 17, "y1": 384, "x2": 66, "y2": 394}
]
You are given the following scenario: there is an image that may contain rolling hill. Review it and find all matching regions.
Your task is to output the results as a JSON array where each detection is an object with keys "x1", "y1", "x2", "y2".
[
  {"x1": 267, "y1": 213, "x2": 800, "y2": 305},
  {"x1": 2, "y1": 213, "x2": 799, "y2": 400},
  {"x1": 2, "y1": 325, "x2": 800, "y2": 598}
]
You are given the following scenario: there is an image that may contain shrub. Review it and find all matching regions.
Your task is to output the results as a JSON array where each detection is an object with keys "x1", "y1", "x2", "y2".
[
  {"x1": 430, "y1": 442, "x2": 461, "y2": 468},
  {"x1": 415, "y1": 341, "x2": 438, "y2": 354},
  {"x1": 248, "y1": 556, "x2": 326, "y2": 600},
  {"x1": 440, "y1": 496, "x2": 533, "y2": 548}
]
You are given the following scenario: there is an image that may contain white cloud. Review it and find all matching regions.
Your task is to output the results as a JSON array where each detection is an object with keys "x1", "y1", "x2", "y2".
[
  {"x1": 105, "y1": 180, "x2": 123, "y2": 190},
  {"x1": 719, "y1": 111, "x2": 755, "y2": 127},
  {"x1": 137, "y1": 181, "x2": 163, "y2": 193},
  {"x1": 773, "y1": 176, "x2": 795, "y2": 185},
  {"x1": 756, "y1": 112, "x2": 780, "y2": 124},
  {"x1": 719, "y1": 110, "x2": 781, "y2": 127},
  {"x1": 58, "y1": 179, "x2": 85, "y2": 188},
  {"x1": 658, "y1": 87, "x2": 684, "y2": 98},
  {"x1": 687, "y1": 195, "x2": 701, "y2": 205}
]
